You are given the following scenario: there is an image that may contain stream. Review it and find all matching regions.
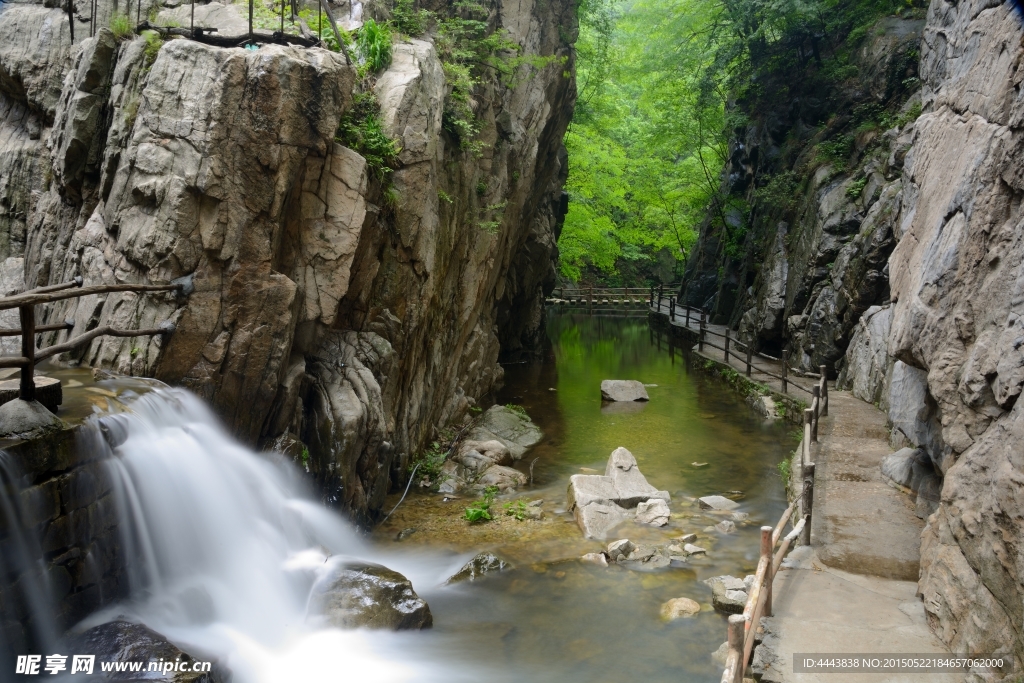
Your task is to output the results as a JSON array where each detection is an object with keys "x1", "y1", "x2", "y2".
[
  {"x1": 373, "y1": 312, "x2": 796, "y2": 682},
  {"x1": 4, "y1": 312, "x2": 795, "y2": 683}
]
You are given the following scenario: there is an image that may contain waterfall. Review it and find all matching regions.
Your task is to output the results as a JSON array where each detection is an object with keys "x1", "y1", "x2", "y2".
[{"x1": 66, "y1": 388, "x2": 475, "y2": 683}]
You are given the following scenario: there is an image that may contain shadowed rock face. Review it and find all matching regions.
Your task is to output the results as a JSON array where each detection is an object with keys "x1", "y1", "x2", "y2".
[
  {"x1": 308, "y1": 561, "x2": 432, "y2": 631},
  {"x1": 0, "y1": 0, "x2": 576, "y2": 523},
  {"x1": 68, "y1": 621, "x2": 221, "y2": 682}
]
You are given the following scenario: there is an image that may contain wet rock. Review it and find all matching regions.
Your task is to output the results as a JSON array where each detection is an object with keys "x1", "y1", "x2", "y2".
[
  {"x1": 669, "y1": 555, "x2": 689, "y2": 567},
  {"x1": 676, "y1": 533, "x2": 697, "y2": 543},
  {"x1": 748, "y1": 394, "x2": 780, "y2": 420},
  {"x1": 447, "y1": 552, "x2": 513, "y2": 584},
  {"x1": 636, "y1": 499, "x2": 670, "y2": 526},
  {"x1": 605, "y1": 539, "x2": 635, "y2": 561},
  {"x1": 621, "y1": 545, "x2": 670, "y2": 571},
  {"x1": 600, "y1": 379, "x2": 650, "y2": 402},
  {"x1": 566, "y1": 473, "x2": 618, "y2": 509},
  {"x1": 712, "y1": 640, "x2": 730, "y2": 665},
  {"x1": 698, "y1": 495, "x2": 739, "y2": 511},
  {"x1": 660, "y1": 597, "x2": 701, "y2": 620},
  {"x1": 466, "y1": 405, "x2": 542, "y2": 461},
  {"x1": 580, "y1": 552, "x2": 608, "y2": 567},
  {"x1": 67, "y1": 620, "x2": 220, "y2": 682},
  {"x1": 476, "y1": 464, "x2": 527, "y2": 492},
  {"x1": 604, "y1": 447, "x2": 670, "y2": 506},
  {"x1": 715, "y1": 520, "x2": 737, "y2": 534},
  {"x1": 683, "y1": 543, "x2": 706, "y2": 556},
  {"x1": 437, "y1": 460, "x2": 466, "y2": 494},
  {"x1": 309, "y1": 560, "x2": 433, "y2": 630},
  {"x1": 396, "y1": 528, "x2": 417, "y2": 541},
  {"x1": 573, "y1": 501, "x2": 628, "y2": 540},
  {"x1": 732, "y1": 512, "x2": 750, "y2": 523},
  {"x1": 0, "y1": 399, "x2": 67, "y2": 439},
  {"x1": 705, "y1": 576, "x2": 748, "y2": 614},
  {"x1": 455, "y1": 439, "x2": 513, "y2": 471}
]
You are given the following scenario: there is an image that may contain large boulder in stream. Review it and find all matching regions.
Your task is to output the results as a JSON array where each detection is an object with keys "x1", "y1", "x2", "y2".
[
  {"x1": 308, "y1": 560, "x2": 433, "y2": 630},
  {"x1": 465, "y1": 405, "x2": 542, "y2": 460},
  {"x1": 68, "y1": 621, "x2": 221, "y2": 682},
  {"x1": 600, "y1": 380, "x2": 650, "y2": 402},
  {"x1": 567, "y1": 447, "x2": 670, "y2": 539}
]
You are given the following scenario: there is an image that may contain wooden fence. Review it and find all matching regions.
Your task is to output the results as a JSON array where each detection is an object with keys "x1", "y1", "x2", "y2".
[
  {"x1": 0, "y1": 277, "x2": 182, "y2": 405},
  {"x1": 719, "y1": 371, "x2": 829, "y2": 683},
  {"x1": 547, "y1": 286, "x2": 655, "y2": 308}
]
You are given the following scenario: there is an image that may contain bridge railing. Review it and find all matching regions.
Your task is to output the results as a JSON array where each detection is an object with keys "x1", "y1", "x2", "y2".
[{"x1": 0, "y1": 277, "x2": 183, "y2": 405}]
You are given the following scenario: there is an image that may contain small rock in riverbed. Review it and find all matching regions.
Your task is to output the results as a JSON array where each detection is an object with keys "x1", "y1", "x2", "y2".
[
  {"x1": 715, "y1": 520, "x2": 737, "y2": 534},
  {"x1": 676, "y1": 533, "x2": 697, "y2": 543},
  {"x1": 712, "y1": 641, "x2": 730, "y2": 665},
  {"x1": 705, "y1": 575, "x2": 748, "y2": 614},
  {"x1": 606, "y1": 538, "x2": 635, "y2": 561},
  {"x1": 660, "y1": 597, "x2": 701, "y2": 620},
  {"x1": 447, "y1": 552, "x2": 513, "y2": 584},
  {"x1": 691, "y1": 462, "x2": 708, "y2": 467},
  {"x1": 581, "y1": 552, "x2": 609, "y2": 566},
  {"x1": 528, "y1": 499, "x2": 543, "y2": 507},
  {"x1": 732, "y1": 512, "x2": 750, "y2": 522},
  {"x1": 396, "y1": 528, "x2": 417, "y2": 541},
  {"x1": 669, "y1": 555, "x2": 688, "y2": 567},
  {"x1": 683, "y1": 543, "x2": 706, "y2": 556},
  {"x1": 698, "y1": 495, "x2": 740, "y2": 511},
  {"x1": 636, "y1": 499, "x2": 670, "y2": 526}
]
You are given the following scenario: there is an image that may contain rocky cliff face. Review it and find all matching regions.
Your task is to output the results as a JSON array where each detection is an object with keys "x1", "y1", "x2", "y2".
[{"x1": 0, "y1": 0, "x2": 574, "y2": 523}]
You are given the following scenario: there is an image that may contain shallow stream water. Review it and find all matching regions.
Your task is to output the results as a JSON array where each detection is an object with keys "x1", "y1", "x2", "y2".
[{"x1": 373, "y1": 313, "x2": 797, "y2": 682}]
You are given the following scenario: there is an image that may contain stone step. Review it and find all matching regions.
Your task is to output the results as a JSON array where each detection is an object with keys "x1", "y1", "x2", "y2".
[{"x1": 0, "y1": 376, "x2": 63, "y2": 413}]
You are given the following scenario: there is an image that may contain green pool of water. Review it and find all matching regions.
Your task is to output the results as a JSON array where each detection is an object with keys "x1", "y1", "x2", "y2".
[{"x1": 374, "y1": 313, "x2": 796, "y2": 682}]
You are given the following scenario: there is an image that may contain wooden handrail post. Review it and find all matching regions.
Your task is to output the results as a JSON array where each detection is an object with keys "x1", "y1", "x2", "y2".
[
  {"x1": 803, "y1": 408, "x2": 812, "y2": 464},
  {"x1": 669, "y1": 297, "x2": 675, "y2": 321},
  {"x1": 699, "y1": 312, "x2": 705, "y2": 352},
  {"x1": 18, "y1": 305, "x2": 35, "y2": 402},
  {"x1": 819, "y1": 364, "x2": 829, "y2": 416},
  {"x1": 725, "y1": 614, "x2": 745, "y2": 683},
  {"x1": 724, "y1": 328, "x2": 730, "y2": 363},
  {"x1": 685, "y1": 305, "x2": 690, "y2": 328},
  {"x1": 761, "y1": 526, "x2": 773, "y2": 617},
  {"x1": 745, "y1": 341, "x2": 753, "y2": 378},
  {"x1": 801, "y1": 465, "x2": 815, "y2": 546},
  {"x1": 811, "y1": 386, "x2": 820, "y2": 442},
  {"x1": 588, "y1": 285, "x2": 593, "y2": 311},
  {"x1": 781, "y1": 350, "x2": 788, "y2": 393},
  {"x1": 649, "y1": 286, "x2": 654, "y2": 307}
]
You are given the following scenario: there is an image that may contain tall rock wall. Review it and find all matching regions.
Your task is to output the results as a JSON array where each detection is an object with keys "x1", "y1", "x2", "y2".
[
  {"x1": 0, "y1": 0, "x2": 575, "y2": 523},
  {"x1": 885, "y1": 0, "x2": 1024, "y2": 669}
]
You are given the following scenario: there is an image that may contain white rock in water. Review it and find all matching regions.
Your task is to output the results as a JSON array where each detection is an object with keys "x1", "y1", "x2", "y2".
[
  {"x1": 636, "y1": 499, "x2": 671, "y2": 526},
  {"x1": 683, "y1": 543, "x2": 706, "y2": 555},
  {"x1": 676, "y1": 533, "x2": 697, "y2": 543},
  {"x1": 604, "y1": 447, "x2": 670, "y2": 506},
  {"x1": 574, "y1": 502, "x2": 628, "y2": 540},
  {"x1": 600, "y1": 380, "x2": 650, "y2": 402},
  {"x1": 660, "y1": 597, "x2": 701, "y2": 620},
  {"x1": 715, "y1": 520, "x2": 737, "y2": 534},
  {"x1": 580, "y1": 552, "x2": 609, "y2": 566},
  {"x1": 698, "y1": 495, "x2": 740, "y2": 511}
]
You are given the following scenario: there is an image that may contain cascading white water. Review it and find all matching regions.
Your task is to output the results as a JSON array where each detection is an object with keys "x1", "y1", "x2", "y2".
[{"x1": 78, "y1": 388, "x2": 480, "y2": 683}]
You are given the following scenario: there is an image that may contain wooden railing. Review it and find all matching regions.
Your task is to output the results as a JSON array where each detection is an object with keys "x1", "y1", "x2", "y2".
[
  {"x1": 548, "y1": 286, "x2": 655, "y2": 308},
  {"x1": 720, "y1": 371, "x2": 829, "y2": 682},
  {"x1": 0, "y1": 277, "x2": 183, "y2": 405}
]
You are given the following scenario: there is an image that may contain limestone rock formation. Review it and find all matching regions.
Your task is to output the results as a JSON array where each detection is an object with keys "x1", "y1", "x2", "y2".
[
  {"x1": 567, "y1": 447, "x2": 670, "y2": 539},
  {"x1": 0, "y1": 0, "x2": 576, "y2": 525}
]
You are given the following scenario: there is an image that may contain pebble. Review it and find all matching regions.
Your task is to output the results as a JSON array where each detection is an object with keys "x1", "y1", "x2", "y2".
[
  {"x1": 691, "y1": 462, "x2": 708, "y2": 467},
  {"x1": 676, "y1": 533, "x2": 697, "y2": 543},
  {"x1": 528, "y1": 499, "x2": 543, "y2": 507},
  {"x1": 715, "y1": 520, "x2": 737, "y2": 534},
  {"x1": 683, "y1": 543, "x2": 707, "y2": 556},
  {"x1": 580, "y1": 552, "x2": 609, "y2": 567}
]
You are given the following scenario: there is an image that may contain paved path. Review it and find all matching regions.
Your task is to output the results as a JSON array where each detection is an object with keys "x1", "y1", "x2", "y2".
[
  {"x1": 649, "y1": 301, "x2": 819, "y2": 398},
  {"x1": 648, "y1": 306, "x2": 957, "y2": 682}
]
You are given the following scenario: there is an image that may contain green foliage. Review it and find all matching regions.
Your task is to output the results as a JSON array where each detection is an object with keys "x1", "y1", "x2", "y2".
[
  {"x1": 335, "y1": 91, "x2": 401, "y2": 181},
  {"x1": 438, "y1": 189, "x2": 454, "y2": 204},
  {"x1": 435, "y1": 1, "x2": 557, "y2": 152},
  {"x1": 504, "y1": 403, "x2": 529, "y2": 421},
  {"x1": 357, "y1": 19, "x2": 393, "y2": 73},
  {"x1": 412, "y1": 440, "x2": 448, "y2": 488},
  {"x1": 846, "y1": 176, "x2": 868, "y2": 201},
  {"x1": 464, "y1": 486, "x2": 499, "y2": 523},
  {"x1": 141, "y1": 30, "x2": 163, "y2": 68},
  {"x1": 300, "y1": 446, "x2": 310, "y2": 470},
  {"x1": 777, "y1": 454, "x2": 792, "y2": 482},
  {"x1": 390, "y1": 0, "x2": 432, "y2": 36},
  {"x1": 110, "y1": 13, "x2": 134, "y2": 40},
  {"x1": 503, "y1": 499, "x2": 528, "y2": 521},
  {"x1": 815, "y1": 135, "x2": 854, "y2": 169},
  {"x1": 755, "y1": 171, "x2": 800, "y2": 216}
]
